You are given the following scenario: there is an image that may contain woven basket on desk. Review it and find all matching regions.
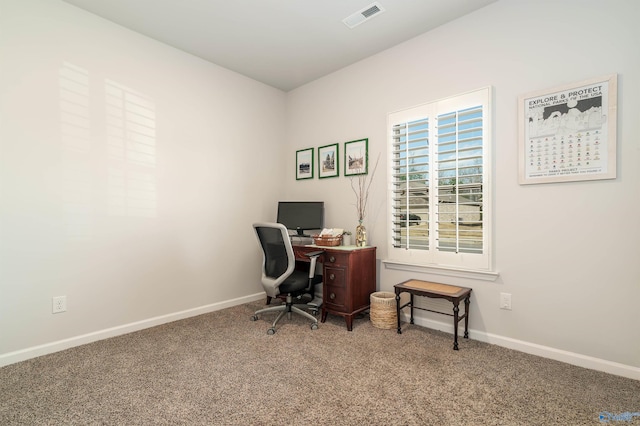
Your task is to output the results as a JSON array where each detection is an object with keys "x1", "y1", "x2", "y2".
[
  {"x1": 370, "y1": 292, "x2": 397, "y2": 329},
  {"x1": 312, "y1": 235, "x2": 342, "y2": 246}
]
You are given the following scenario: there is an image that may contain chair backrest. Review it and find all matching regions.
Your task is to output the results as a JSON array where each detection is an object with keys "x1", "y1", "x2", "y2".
[{"x1": 253, "y1": 222, "x2": 296, "y2": 298}]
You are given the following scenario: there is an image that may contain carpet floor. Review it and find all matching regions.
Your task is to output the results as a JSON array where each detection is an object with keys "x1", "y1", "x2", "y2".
[{"x1": 1, "y1": 300, "x2": 638, "y2": 425}]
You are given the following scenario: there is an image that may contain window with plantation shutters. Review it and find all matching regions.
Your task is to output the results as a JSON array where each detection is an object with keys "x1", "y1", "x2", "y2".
[{"x1": 388, "y1": 87, "x2": 491, "y2": 271}]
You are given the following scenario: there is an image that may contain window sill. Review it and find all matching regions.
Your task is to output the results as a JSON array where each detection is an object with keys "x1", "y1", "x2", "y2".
[{"x1": 382, "y1": 259, "x2": 499, "y2": 282}]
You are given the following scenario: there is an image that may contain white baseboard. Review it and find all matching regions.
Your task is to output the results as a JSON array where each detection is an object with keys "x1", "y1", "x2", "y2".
[
  {"x1": 0, "y1": 292, "x2": 265, "y2": 368},
  {"x1": 402, "y1": 313, "x2": 640, "y2": 381}
]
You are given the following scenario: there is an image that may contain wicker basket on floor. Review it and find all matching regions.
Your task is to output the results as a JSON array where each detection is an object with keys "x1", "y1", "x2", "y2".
[{"x1": 370, "y1": 291, "x2": 397, "y2": 329}]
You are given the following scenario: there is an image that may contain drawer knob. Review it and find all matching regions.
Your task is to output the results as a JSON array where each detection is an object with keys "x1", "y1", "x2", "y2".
[
  {"x1": 329, "y1": 293, "x2": 336, "y2": 300},
  {"x1": 329, "y1": 273, "x2": 335, "y2": 280},
  {"x1": 329, "y1": 256, "x2": 336, "y2": 263}
]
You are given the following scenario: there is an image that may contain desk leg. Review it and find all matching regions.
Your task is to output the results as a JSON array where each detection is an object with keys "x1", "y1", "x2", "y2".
[
  {"x1": 395, "y1": 292, "x2": 402, "y2": 334},
  {"x1": 464, "y1": 295, "x2": 470, "y2": 339},
  {"x1": 321, "y1": 309, "x2": 328, "y2": 323},
  {"x1": 345, "y1": 315, "x2": 353, "y2": 332},
  {"x1": 453, "y1": 303, "x2": 460, "y2": 351}
]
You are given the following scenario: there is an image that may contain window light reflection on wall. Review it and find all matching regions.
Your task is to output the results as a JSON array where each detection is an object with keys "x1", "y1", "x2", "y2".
[
  {"x1": 105, "y1": 79, "x2": 157, "y2": 218},
  {"x1": 59, "y1": 62, "x2": 93, "y2": 240}
]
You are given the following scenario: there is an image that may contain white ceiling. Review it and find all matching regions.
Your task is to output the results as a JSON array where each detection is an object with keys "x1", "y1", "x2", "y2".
[{"x1": 61, "y1": 0, "x2": 497, "y2": 92}]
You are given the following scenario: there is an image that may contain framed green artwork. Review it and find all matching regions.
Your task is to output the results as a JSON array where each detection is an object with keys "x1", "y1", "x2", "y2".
[
  {"x1": 296, "y1": 147, "x2": 314, "y2": 180},
  {"x1": 318, "y1": 143, "x2": 339, "y2": 179},
  {"x1": 344, "y1": 138, "x2": 368, "y2": 176}
]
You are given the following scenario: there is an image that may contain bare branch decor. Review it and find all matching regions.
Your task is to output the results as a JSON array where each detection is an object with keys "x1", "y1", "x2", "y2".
[{"x1": 350, "y1": 153, "x2": 380, "y2": 222}]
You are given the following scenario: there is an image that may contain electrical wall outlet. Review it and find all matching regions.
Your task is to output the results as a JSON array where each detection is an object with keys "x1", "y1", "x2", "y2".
[
  {"x1": 500, "y1": 292, "x2": 512, "y2": 310},
  {"x1": 52, "y1": 296, "x2": 67, "y2": 314}
]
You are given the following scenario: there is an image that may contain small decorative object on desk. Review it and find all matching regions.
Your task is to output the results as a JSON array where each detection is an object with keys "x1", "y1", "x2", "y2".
[
  {"x1": 356, "y1": 220, "x2": 366, "y2": 247},
  {"x1": 313, "y1": 228, "x2": 343, "y2": 246},
  {"x1": 342, "y1": 231, "x2": 352, "y2": 246}
]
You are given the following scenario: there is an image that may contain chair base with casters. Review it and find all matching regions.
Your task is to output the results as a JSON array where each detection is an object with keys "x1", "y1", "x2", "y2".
[{"x1": 251, "y1": 291, "x2": 320, "y2": 334}]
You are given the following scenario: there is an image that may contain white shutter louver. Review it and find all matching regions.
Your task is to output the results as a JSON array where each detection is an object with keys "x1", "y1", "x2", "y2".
[
  {"x1": 436, "y1": 106, "x2": 484, "y2": 254},
  {"x1": 392, "y1": 117, "x2": 429, "y2": 250}
]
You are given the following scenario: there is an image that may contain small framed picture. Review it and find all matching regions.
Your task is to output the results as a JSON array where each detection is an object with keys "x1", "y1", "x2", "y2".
[
  {"x1": 318, "y1": 143, "x2": 339, "y2": 179},
  {"x1": 296, "y1": 148, "x2": 314, "y2": 180},
  {"x1": 344, "y1": 138, "x2": 368, "y2": 176}
]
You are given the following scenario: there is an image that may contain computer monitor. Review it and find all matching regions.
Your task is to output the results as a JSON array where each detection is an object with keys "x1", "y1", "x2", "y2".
[{"x1": 276, "y1": 201, "x2": 324, "y2": 237}]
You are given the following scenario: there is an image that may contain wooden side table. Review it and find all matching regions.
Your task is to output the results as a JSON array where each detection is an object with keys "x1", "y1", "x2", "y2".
[{"x1": 394, "y1": 279, "x2": 472, "y2": 350}]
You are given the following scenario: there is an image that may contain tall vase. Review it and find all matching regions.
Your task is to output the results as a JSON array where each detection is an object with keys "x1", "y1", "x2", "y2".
[{"x1": 356, "y1": 220, "x2": 367, "y2": 247}]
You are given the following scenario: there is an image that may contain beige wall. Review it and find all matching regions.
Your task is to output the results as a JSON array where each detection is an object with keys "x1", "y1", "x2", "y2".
[
  {"x1": 285, "y1": 0, "x2": 640, "y2": 376},
  {"x1": 0, "y1": 0, "x2": 285, "y2": 360}
]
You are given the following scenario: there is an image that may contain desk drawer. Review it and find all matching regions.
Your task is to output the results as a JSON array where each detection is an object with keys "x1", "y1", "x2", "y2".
[
  {"x1": 324, "y1": 267, "x2": 346, "y2": 310},
  {"x1": 324, "y1": 267, "x2": 345, "y2": 288},
  {"x1": 325, "y1": 285, "x2": 346, "y2": 310},
  {"x1": 323, "y1": 252, "x2": 349, "y2": 268}
]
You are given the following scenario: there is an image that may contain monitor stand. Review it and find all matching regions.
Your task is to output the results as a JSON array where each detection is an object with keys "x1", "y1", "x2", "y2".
[{"x1": 290, "y1": 229, "x2": 314, "y2": 245}]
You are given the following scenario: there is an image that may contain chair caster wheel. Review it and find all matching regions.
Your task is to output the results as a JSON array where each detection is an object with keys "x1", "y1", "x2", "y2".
[
  {"x1": 310, "y1": 323, "x2": 318, "y2": 330},
  {"x1": 267, "y1": 328, "x2": 276, "y2": 335},
  {"x1": 250, "y1": 315, "x2": 258, "y2": 321}
]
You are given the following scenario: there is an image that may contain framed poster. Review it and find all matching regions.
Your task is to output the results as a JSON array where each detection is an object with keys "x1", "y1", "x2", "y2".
[
  {"x1": 318, "y1": 143, "x2": 339, "y2": 179},
  {"x1": 518, "y1": 74, "x2": 617, "y2": 184},
  {"x1": 344, "y1": 138, "x2": 368, "y2": 176},
  {"x1": 296, "y1": 147, "x2": 314, "y2": 180}
]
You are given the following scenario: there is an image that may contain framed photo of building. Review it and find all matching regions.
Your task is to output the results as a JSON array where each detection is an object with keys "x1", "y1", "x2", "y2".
[
  {"x1": 344, "y1": 138, "x2": 368, "y2": 176},
  {"x1": 296, "y1": 147, "x2": 314, "y2": 180},
  {"x1": 518, "y1": 74, "x2": 617, "y2": 184},
  {"x1": 318, "y1": 143, "x2": 339, "y2": 179}
]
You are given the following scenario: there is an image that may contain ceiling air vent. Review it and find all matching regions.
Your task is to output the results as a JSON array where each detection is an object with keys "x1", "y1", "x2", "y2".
[{"x1": 343, "y1": 2, "x2": 386, "y2": 29}]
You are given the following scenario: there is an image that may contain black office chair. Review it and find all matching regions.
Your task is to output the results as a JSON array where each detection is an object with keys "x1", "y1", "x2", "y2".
[{"x1": 251, "y1": 222, "x2": 323, "y2": 334}]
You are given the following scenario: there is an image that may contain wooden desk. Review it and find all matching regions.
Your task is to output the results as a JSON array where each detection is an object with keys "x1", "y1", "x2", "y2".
[
  {"x1": 294, "y1": 245, "x2": 376, "y2": 331},
  {"x1": 394, "y1": 279, "x2": 472, "y2": 350}
]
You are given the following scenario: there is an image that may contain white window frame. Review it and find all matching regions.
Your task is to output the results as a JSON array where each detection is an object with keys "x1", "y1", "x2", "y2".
[{"x1": 386, "y1": 87, "x2": 493, "y2": 273}]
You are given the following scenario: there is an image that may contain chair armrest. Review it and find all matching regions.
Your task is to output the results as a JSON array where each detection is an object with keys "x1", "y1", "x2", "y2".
[{"x1": 304, "y1": 250, "x2": 324, "y2": 258}]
